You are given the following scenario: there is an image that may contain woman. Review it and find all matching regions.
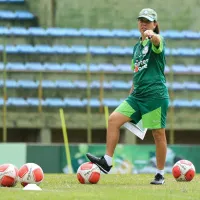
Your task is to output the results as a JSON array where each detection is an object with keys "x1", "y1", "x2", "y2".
[{"x1": 86, "y1": 8, "x2": 169, "y2": 185}]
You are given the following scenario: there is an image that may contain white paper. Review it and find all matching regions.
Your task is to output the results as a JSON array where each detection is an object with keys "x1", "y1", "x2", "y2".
[{"x1": 123, "y1": 121, "x2": 147, "y2": 140}]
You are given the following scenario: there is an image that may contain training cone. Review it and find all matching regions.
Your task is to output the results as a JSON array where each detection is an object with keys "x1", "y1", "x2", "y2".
[{"x1": 22, "y1": 184, "x2": 42, "y2": 191}]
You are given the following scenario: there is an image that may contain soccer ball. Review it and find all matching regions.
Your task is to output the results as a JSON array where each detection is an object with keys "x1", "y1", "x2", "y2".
[
  {"x1": 0, "y1": 163, "x2": 18, "y2": 187},
  {"x1": 18, "y1": 163, "x2": 44, "y2": 187},
  {"x1": 172, "y1": 159, "x2": 195, "y2": 182},
  {"x1": 77, "y1": 162, "x2": 101, "y2": 184}
]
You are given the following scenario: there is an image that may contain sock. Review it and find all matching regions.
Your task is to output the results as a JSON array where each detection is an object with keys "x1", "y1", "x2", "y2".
[
  {"x1": 156, "y1": 169, "x2": 164, "y2": 176},
  {"x1": 104, "y1": 155, "x2": 112, "y2": 166}
]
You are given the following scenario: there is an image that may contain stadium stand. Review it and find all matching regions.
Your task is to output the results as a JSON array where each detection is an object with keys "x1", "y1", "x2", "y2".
[{"x1": 0, "y1": 0, "x2": 199, "y2": 143}]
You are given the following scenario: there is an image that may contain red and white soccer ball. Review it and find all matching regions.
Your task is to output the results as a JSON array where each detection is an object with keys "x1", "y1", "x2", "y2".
[
  {"x1": 172, "y1": 159, "x2": 195, "y2": 182},
  {"x1": 0, "y1": 163, "x2": 18, "y2": 187},
  {"x1": 77, "y1": 162, "x2": 101, "y2": 184},
  {"x1": 18, "y1": 163, "x2": 44, "y2": 187}
]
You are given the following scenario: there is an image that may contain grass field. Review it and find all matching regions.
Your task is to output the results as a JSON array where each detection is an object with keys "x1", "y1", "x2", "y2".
[{"x1": 1, "y1": 174, "x2": 200, "y2": 200}]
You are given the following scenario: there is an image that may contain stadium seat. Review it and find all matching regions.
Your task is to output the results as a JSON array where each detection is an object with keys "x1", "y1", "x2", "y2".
[
  {"x1": 9, "y1": 27, "x2": 28, "y2": 36},
  {"x1": 41, "y1": 80, "x2": 56, "y2": 88},
  {"x1": 25, "y1": 62, "x2": 44, "y2": 71},
  {"x1": 98, "y1": 63, "x2": 117, "y2": 72},
  {"x1": 82, "y1": 98, "x2": 101, "y2": 107},
  {"x1": 184, "y1": 82, "x2": 200, "y2": 90},
  {"x1": 0, "y1": 0, "x2": 24, "y2": 3},
  {"x1": 6, "y1": 79, "x2": 18, "y2": 88},
  {"x1": 116, "y1": 64, "x2": 131, "y2": 72},
  {"x1": 18, "y1": 80, "x2": 38, "y2": 88},
  {"x1": 6, "y1": 97, "x2": 28, "y2": 106},
  {"x1": 5, "y1": 45, "x2": 18, "y2": 53},
  {"x1": 112, "y1": 29, "x2": 132, "y2": 38},
  {"x1": 16, "y1": 44, "x2": 36, "y2": 53},
  {"x1": 44, "y1": 63, "x2": 63, "y2": 71},
  {"x1": 61, "y1": 63, "x2": 81, "y2": 71},
  {"x1": 35, "y1": 45, "x2": 55, "y2": 54},
  {"x1": 89, "y1": 46, "x2": 107, "y2": 55},
  {"x1": 15, "y1": 10, "x2": 34, "y2": 19},
  {"x1": 46, "y1": 27, "x2": 80, "y2": 37},
  {"x1": 63, "y1": 98, "x2": 84, "y2": 107},
  {"x1": 73, "y1": 80, "x2": 88, "y2": 88},
  {"x1": 7, "y1": 62, "x2": 26, "y2": 70},
  {"x1": 45, "y1": 98, "x2": 65, "y2": 107},
  {"x1": 111, "y1": 80, "x2": 131, "y2": 89},
  {"x1": 55, "y1": 80, "x2": 75, "y2": 89},
  {"x1": 172, "y1": 99, "x2": 193, "y2": 107},
  {"x1": 27, "y1": 98, "x2": 47, "y2": 106},
  {"x1": 95, "y1": 29, "x2": 114, "y2": 38},
  {"x1": 79, "y1": 28, "x2": 98, "y2": 37},
  {"x1": 28, "y1": 27, "x2": 47, "y2": 36},
  {"x1": 102, "y1": 98, "x2": 121, "y2": 107}
]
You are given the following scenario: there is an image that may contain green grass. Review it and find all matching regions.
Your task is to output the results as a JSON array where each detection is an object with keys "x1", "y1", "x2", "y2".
[{"x1": 1, "y1": 174, "x2": 200, "y2": 200}]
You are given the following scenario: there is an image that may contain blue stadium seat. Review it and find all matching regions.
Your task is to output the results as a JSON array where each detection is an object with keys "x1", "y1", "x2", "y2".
[
  {"x1": 46, "y1": 27, "x2": 80, "y2": 37},
  {"x1": 63, "y1": 98, "x2": 84, "y2": 107},
  {"x1": 15, "y1": 10, "x2": 34, "y2": 19},
  {"x1": 0, "y1": 10, "x2": 16, "y2": 19},
  {"x1": 41, "y1": 80, "x2": 56, "y2": 88},
  {"x1": 0, "y1": 26, "x2": 10, "y2": 35},
  {"x1": 35, "y1": 45, "x2": 55, "y2": 54},
  {"x1": 171, "y1": 82, "x2": 185, "y2": 90},
  {"x1": 73, "y1": 80, "x2": 87, "y2": 88},
  {"x1": 61, "y1": 63, "x2": 81, "y2": 71},
  {"x1": 129, "y1": 29, "x2": 140, "y2": 38},
  {"x1": 172, "y1": 65, "x2": 189, "y2": 73},
  {"x1": 27, "y1": 98, "x2": 47, "y2": 106},
  {"x1": 188, "y1": 65, "x2": 200, "y2": 72},
  {"x1": 103, "y1": 81, "x2": 112, "y2": 89},
  {"x1": 28, "y1": 27, "x2": 47, "y2": 36},
  {"x1": 45, "y1": 98, "x2": 65, "y2": 107},
  {"x1": 184, "y1": 82, "x2": 200, "y2": 90},
  {"x1": 71, "y1": 45, "x2": 87, "y2": 54},
  {"x1": 89, "y1": 46, "x2": 107, "y2": 55},
  {"x1": 181, "y1": 30, "x2": 200, "y2": 39},
  {"x1": 82, "y1": 98, "x2": 101, "y2": 107},
  {"x1": 6, "y1": 79, "x2": 18, "y2": 88},
  {"x1": 172, "y1": 99, "x2": 192, "y2": 107},
  {"x1": 16, "y1": 44, "x2": 36, "y2": 53},
  {"x1": 95, "y1": 29, "x2": 114, "y2": 38},
  {"x1": 25, "y1": 62, "x2": 44, "y2": 71},
  {"x1": 55, "y1": 80, "x2": 75, "y2": 88},
  {"x1": 7, "y1": 62, "x2": 26, "y2": 70},
  {"x1": 44, "y1": 62, "x2": 63, "y2": 71},
  {"x1": 107, "y1": 46, "x2": 126, "y2": 55},
  {"x1": 5, "y1": 45, "x2": 18, "y2": 53},
  {"x1": 9, "y1": 27, "x2": 28, "y2": 36},
  {"x1": 80, "y1": 63, "x2": 87, "y2": 71},
  {"x1": 79, "y1": 28, "x2": 98, "y2": 37},
  {"x1": 112, "y1": 29, "x2": 132, "y2": 38},
  {"x1": 0, "y1": 0, "x2": 24, "y2": 3},
  {"x1": 53, "y1": 45, "x2": 73, "y2": 54},
  {"x1": 103, "y1": 98, "x2": 121, "y2": 107},
  {"x1": 0, "y1": 97, "x2": 3, "y2": 106},
  {"x1": 191, "y1": 100, "x2": 200, "y2": 107},
  {"x1": 116, "y1": 64, "x2": 131, "y2": 72},
  {"x1": 164, "y1": 66, "x2": 170, "y2": 73},
  {"x1": 90, "y1": 80, "x2": 100, "y2": 88},
  {"x1": 89, "y1": 63, "x2": 100, "y2": 72},
  {"x1": 111, "y1": 80, "x2": 131, "y2": 89},
  {"x1": 18, "y1": 80, "x2": 38, "y2": 88},
  {"x1": 6, "y1": 97, "x2": 28, "y2": 106},
  {"x1": 99, "y1": 63, "x2": 117, "y2": 72},
  {"x1": 161, "y1": 30, "x2": 182, "y2": 39}
]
